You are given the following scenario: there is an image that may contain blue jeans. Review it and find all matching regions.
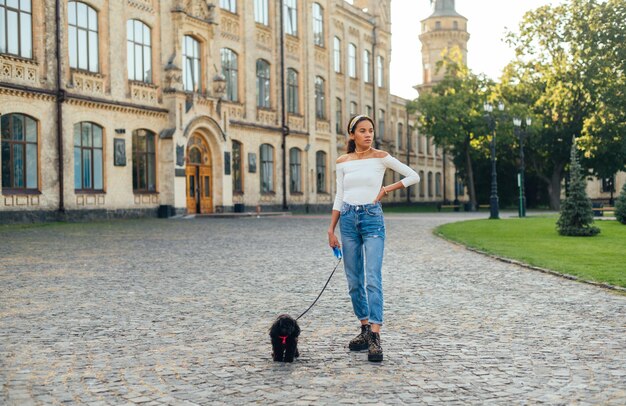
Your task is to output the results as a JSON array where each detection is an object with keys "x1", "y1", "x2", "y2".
[{"x1": 339, "y1": 202, "x2": 386, "y2": 325}]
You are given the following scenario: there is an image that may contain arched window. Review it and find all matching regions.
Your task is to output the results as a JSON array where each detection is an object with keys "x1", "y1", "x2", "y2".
[
  {"x1": 256, "y1": 59, "x2": 270, "y2": 108},
  {"x1": 350, "y1": 101, "x2": 357, "y2": 116},
  {"x1": 1, "y1": 113, "x2": 38, "y2": 190},
  {"x1": 260, "y1": 144, "x2": 274, "y2": 193},
  {"x1": 127, "y1": 20, "x2": 152, "y2": 82},
  {"x1": 289, "y1": 147, "x2": 302, "y2": 193},
  {"x1": 363, "y1": 49, "x2": 371, "y2": 83},
  {"x1": 232, "y1": 140, "x2": 243, "y2": 193},
  {"x1": 428, "y1": 172, "x2": 433, "y2": 197},
  {"x1": 316, "y1": 151, "x2": 326, "y2": 193},
  {"x1": 74, "y1": 122, "x2": 103, "y2": 191},
  {"x1": 254, "y1": 0, "x2": 269, "y2": 25},
  {"x1": 419, "y1": 171, "x2": 425, "y2": 197},
  {"x1": 1, "y1": 0, "x2": 32, "y2": 58},
  {"x1": 312, "y1": 3, "x2": 324, "y2": 46},
  {"x1": 132, "y1": 129, "x2": 156, "y2": 192},
  {"x1": 221, "y1": 48, "x2": 238, "y2": 101},
  {"x1": 435, "y1": 172, "x2": 442, "y2": 197},
  {"x1": 333, "y1": 37, "x2": 341, "y2": 73},
  {"x1": 348, "y1": 43, "x2": 356, "y2": 78},
  {"x1": 183, "y1": 35, "x2": 201, "y2": 92},
  {"x1": 287, "y1": 68, "x2": 298, "y2": 114},
  {"x1": 315, "y1": 76, "x2": 325, "y2": 119},
  {"x1": 68, "y1": 1, "x2": 99, "y2": 72}
]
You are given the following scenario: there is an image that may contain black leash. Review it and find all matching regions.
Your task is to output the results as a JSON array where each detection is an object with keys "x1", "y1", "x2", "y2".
[{"x1": 295, "y1": 258, "x2": 342, "y2": 321}]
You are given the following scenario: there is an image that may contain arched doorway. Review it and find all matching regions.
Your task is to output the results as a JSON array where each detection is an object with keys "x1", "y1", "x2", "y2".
[{"x1": 186, "y1": 134, "x2": 213, "y2": 214}]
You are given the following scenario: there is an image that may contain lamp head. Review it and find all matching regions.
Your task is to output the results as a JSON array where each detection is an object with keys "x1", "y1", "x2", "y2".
[
  {"x1": 513, "y1": 118, "x2": 521, "y2": 127},
  {"x1": 525, "y1": 117, "x2": 532, "y2": 126}
]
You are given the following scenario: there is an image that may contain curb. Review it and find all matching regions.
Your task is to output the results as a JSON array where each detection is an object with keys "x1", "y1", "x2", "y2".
[{"x1": 434, "y1": 231, "x2": 626, "y2": 294}]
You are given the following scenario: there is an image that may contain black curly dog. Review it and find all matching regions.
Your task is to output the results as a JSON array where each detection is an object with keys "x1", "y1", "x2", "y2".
[{"x1": 269, "y1": 314, "x2": 300, "y2": 362}]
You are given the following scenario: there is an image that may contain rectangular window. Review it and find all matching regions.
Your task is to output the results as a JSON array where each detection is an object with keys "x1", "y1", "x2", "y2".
[
  {"x1": 287, "y1": 68, "x2": 299, "y2": 114},
  {"x1": 284, "y1": 0, "x2": 297, "y2": 36},
  {"x1": 312, "y1": 3, "x2": 324, "y2": 47},
  {"x1": 315, "y1": 76, "x2": 325, "y2": 120},
  {"x1": 254, "y1": 0, "x2": 268, "y2": 25},
  {"x1": 220, "y1": 0, "x2": 237, "y2": 13},
  {"x1": 363, "y1": 50, "x2": 371, "y2": 83},
  {"x1": 377, "y1": 55, "x2": 384, "y2": 87},
  {"x1": 333, "y1": 37, "x2": 341, "y2": 73},
  {"x1": 335, "y1": 98, "x2": 342, "y2": 134},
  {"x1": 348, "y1": 43, "x2": 356, "y2": 78},
  {"x1": 316, "y1": 151, "x2": 326, "y2": 193},
  {"x1": 378, "y1": 109, "x2": 385, "y2": 140},
  {"x1": 289, "y1": 148, "x2": 301, "y2": 193},
  {"x1": 232, "y1": 141, "x2": 243, "y2": 192},
  {"x1": 260, "y1": 144, "x2": 274, "y2": 193},
  {"x1": 1, "y1": 0, "x2": 33, "y2": 58},
  {"x1": 68, "y1": 1, "x2": 99, "y2": 72}
]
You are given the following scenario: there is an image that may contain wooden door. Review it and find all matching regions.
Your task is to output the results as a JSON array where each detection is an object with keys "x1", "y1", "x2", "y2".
[
  {"x1": 186, "y1": 165, "x2": 199, "y2": 214},
  {"x1": 199, "y1": 165, "x2": 213, "y2": 213}
]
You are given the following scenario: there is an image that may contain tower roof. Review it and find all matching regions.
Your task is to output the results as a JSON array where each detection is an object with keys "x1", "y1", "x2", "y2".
[{"x1": 428, "y1": 0, "x2": 464, "y2": 18}]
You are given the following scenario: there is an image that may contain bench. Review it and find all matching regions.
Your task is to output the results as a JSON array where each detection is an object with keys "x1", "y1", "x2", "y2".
[
  {"x1": 477, "y1": 204, "x2": 491, "y2": 210},
  {"x1": 593, "y1": 207, "x2": 615, "y2": 216},
  {"x1": 437, "y1": 204, "x2": 462, "y2": 212}
]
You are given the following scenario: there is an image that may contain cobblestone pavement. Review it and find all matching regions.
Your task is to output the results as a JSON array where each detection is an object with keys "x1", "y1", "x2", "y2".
[{"x1": 1, "y1": 213, "x2": 625, "y2": 405}]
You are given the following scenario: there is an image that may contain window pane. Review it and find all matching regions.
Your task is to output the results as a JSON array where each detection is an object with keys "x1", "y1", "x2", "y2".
[
  {"x1": 134, "y1": 44, "x2": 142, "y2": 79},
  {"x1": 126, "y1": 20, "x2": 133, "y2": 41},
  {"x1": 134, "y1": 20, "x2": 142, "y2": 44},
  {"x1": 25, "y1": 117, "x2": 36, "y2": 142},
  {"x1": 7, "y1": 0, "x2": 18, "y2": 7},
  {"x1": 144, "y1": 46, "x2": 151, "y2": 82},
  {"x1": 77, "y1": 29, "x2": 87, "y2": 70},
  {"x1": 147, "y1": 153, "x2": 155, "y2": 190},
  {"x1": 147, "y1": 134, "x2": 155, "y2": 153},
  {"x1": 203, "y1": 176, "x2": 209, "y2": 197},
  {"x1": 13, "y1": 144, "x2": 23, "y2": 187},
  {"x1": 94, "y1": 148, "x2": 102, "y2": 189},
  {"x1": 20, "y1": 0, "x2": 31, "y2": 12},
  {"x1": 0, "y1": 8, "x2": 5, "y2": 53},
  {"x1": 88, "y1": 7, "x2": 97, "y2": 30},
  {"x1": 127, "y1": 39, "x2": 134, "y2": 79},
  {"x1": 74, "y1": 147, "x2": 82, "y2": 189},
  {"x1": 77, "y1": 2, "x2": 87, "y2": 27},
  {"x1": 7, "y1": 10, "x2": 18, "y2": 54},
  {"x1": 88, "y1": 31, "x2": 98, "y2": 72},
  {"x1": 138, "y1": 154, "x2": 146, "y2": 189},
  {"x1": 12, "y1": 115, "x2": 23, "y2": 141},
  {"x1": 1, "y1": 143, "x2": 10, "y2": 187},
  {"x1": 68, "y1": 2, "x2": 76, "y2": 25},
  {"x1": 81, "y1": 123, "x2": 91, "y2": 147},
  {"x1": 82, "y1": 149, "x2": 91, "y2": 188},
  {"x1": 143, "y1": 24, "x2": 150, "y2": 46},
  {"x1": 26, "y1": 142, "x2": 36, "y2": 188},
  {"x1": 92, "y1": 125, "x2": 102, "y2": 147},
  {"x1": 69, "y1": 26, "x2": 77, "y2": 68},
  {"x1": 21, "y1": 11, "x2": 32, "y2": 58},
  {"x1": 73, "y1": 123, "x2": 81, "y2": 146}
]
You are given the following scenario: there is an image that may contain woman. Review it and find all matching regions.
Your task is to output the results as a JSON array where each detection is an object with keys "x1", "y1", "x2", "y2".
[{"x1": 327, "y1": 114, "x2": 420, "y2": 362}]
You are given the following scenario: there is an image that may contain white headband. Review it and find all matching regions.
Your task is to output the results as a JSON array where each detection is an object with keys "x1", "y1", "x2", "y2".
[{"x1": 348, "y1": 115, "x2": 372, "y2": 133}]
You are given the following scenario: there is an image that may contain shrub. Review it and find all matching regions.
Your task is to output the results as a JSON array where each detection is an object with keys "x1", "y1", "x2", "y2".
[
  {"x1": 615, "y1": 182, "x2": 626, "y2": 225},
  {"x1": 556, "y1": 142, "x2": 600, "y2": 236}
]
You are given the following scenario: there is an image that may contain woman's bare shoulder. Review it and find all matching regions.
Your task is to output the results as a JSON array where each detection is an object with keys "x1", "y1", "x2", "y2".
[
  {"x1": 336, "y1": 154, "x2": 352, "y2": 164},
  {"x1": 371, "y1": 149, "x2": 389, "y2": 158}
]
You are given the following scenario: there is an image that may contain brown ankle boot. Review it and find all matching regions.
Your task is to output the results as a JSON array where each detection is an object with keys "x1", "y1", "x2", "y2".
[
  {"x1": 348, "y1": 324, "x2": 371, "y2": 351},
  {"x1": 368, "y1": 331, "x2": 383, "y2": 362}
]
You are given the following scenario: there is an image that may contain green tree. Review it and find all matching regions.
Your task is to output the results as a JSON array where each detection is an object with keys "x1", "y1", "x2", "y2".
[
  {"x1": 415, "y1": 50, "x2": 493, "y2": 210},
  {"x1": 556, "y1": 141, "x2": 600, "y2": 236},
  {"x1": 505, "y1": 0, "x2": 626, "y2": 209},
  {"x1": 615, "y1": 182, "x2": 626, "y2": 225}
]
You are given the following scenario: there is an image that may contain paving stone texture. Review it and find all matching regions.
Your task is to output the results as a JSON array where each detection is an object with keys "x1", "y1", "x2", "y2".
[{"x1": 1, "y1": 213, "x2": 625, "y2": 405}]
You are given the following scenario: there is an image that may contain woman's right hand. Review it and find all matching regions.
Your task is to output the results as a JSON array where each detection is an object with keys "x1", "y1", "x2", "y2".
[{"x1": 328, "y1": 231, "x2": 340, "y2": 248}]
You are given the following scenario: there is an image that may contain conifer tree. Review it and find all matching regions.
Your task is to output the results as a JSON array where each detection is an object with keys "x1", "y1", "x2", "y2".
[
  {"x1": 556, "y1": 141, "x2": 600, "y2": 236},
  {"x1": 615, "y1": 182, "x2": 626, "y2": 225}
]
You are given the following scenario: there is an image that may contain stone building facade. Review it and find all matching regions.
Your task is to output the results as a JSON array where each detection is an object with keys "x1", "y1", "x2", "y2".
[{"x1": 0, "y1": 0, "x2": 450, "y2": 222}]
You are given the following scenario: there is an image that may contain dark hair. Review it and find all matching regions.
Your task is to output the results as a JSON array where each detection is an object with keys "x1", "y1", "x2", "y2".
[{"x1": 346, "y1": 114, "x2": 375, "y2": 153}]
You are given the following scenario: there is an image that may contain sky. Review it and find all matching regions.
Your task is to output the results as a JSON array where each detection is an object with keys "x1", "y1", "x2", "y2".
[{"x1": 389, "y1": 0, "x2": 566, "y2": 100}]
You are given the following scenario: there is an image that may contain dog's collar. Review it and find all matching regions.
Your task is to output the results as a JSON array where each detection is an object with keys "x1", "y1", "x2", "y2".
[{"x1": 278, "y1": 335, "x2": 288, "y2": 345}]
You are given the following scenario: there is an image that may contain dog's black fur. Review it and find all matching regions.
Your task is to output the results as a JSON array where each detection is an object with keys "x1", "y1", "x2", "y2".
[{"x1": 269, "y1": 314, "x2": 300, "y2": 362}]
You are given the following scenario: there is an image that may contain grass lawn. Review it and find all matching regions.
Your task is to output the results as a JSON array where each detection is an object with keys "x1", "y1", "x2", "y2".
[{"x1": 436, "y1": 216, "x2": 626, "y2": 288}]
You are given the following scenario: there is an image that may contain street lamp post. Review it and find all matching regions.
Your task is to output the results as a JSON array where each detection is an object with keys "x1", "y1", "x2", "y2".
[
  {"x1": 483, "y1": 101, "x2": 504, "y2": 219},
  {"x1": 513, "y1": 117, "x2": 531, "y2": 218}
]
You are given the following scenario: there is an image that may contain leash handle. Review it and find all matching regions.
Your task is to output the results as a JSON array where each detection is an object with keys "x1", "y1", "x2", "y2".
[{"x1": 296, "y1": 258, "x2": 342, "y2": 321}]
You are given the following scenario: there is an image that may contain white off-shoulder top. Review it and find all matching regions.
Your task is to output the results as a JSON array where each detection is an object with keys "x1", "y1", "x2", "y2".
[{"x1": 332, "y1": 155, "x2": 420, "y2": 211}]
